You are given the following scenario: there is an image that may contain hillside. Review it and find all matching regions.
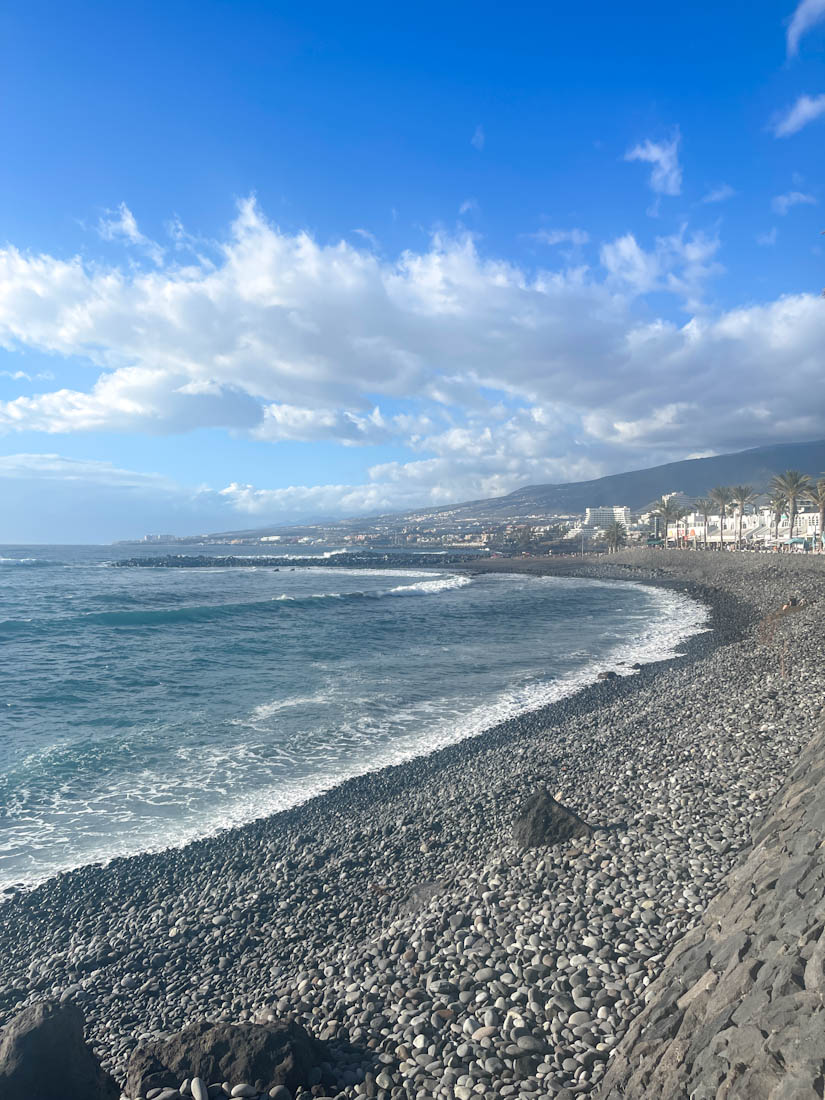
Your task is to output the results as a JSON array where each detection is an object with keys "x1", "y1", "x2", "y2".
[
  {"x1": 209, "y1": 439, "x2": 825, "y2": 538},
  {"x1": 404, "y1": 439, "x2": 825, "y2": 522}
]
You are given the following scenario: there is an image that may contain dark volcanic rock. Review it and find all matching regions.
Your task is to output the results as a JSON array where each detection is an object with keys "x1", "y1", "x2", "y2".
[
  {"x1": 0, "y1": 1000, "x2": 118, "y2": 1100},
  {"x1": 125, "y1": 1018, "x2": 320, "y2": 1097},
  {"x1": 598, "y1": 719, "x2": 825, "y2": 1099},
  {"x1": 512, "y1": 789, "x2": 593, "y2": 848}
]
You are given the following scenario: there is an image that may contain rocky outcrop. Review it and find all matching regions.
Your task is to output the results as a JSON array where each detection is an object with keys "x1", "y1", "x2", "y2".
[
  {"x1": 512, "y1": 789, "x2": 593, "y2": 848},
  {"x1": 599, "y1": 720, "x2": 825, "y2": 1099},
  {"x1": 125, "y1": 1018, "x2": 320, "y2": 1098},
  {"x1": 0, "y1": 1000, "x2": 118, "y2": 1100}
]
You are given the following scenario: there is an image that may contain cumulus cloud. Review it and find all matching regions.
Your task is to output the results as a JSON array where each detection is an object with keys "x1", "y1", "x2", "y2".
[
  {"x1": 625, "y1": 132, "x2": 682, "y2": 196},
  {"x1": 252, "y1": 403, "x2": 392, "y2": 445},
  {"x1": 0, "y1": 198, "x2": 721, "y2": 443},
  {"x1": 772, "y1": 190, "x2": 817, "y2": 214},
  {"x1": 0, "y1": 197, "x2": 824, "y2": 533},
  {"x1": 772, "y1": 93, "x2": 825, "y2": 137},
  {"x1": 787, "y1": 0, "x2": 825, "y2": 56}
]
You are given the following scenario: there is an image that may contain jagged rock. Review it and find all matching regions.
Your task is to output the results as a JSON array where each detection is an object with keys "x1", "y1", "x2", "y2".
[
  {"x1": 597, "y1": 670, "x2": 618, "y2": 680},
  {"x1": 125, "y1": 1018, "x2": 321, "y2": 1097},
  {"x1": 512, "y1": 789, "x2": 593, "y2": 848},
  {"x1": 0, "y1": 1000, "x2": 118, "y2": 1100}
]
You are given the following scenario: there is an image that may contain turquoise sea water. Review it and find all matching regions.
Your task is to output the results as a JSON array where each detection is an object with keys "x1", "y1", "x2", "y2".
[{"x1": 0, "y1": 545, "x2": 707, "y2": 890}]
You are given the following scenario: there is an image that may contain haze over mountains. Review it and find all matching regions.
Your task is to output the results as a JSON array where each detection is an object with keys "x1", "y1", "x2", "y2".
[{"x1": 213, "y1": 439, "x2": 825, "y2": 537}]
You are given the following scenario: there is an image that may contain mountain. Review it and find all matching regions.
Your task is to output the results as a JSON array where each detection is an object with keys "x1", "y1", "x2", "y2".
[
  {"x1": 399, "y1": 439, "x2": 825, "y2": 523},
  {"x1": 204, "y1": 439, "x2": 825, "y2": 539}
]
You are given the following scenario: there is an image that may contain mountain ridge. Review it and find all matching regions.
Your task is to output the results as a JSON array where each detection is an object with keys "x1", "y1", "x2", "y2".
[{"x1": 210, "y1": 439, "x2": 825, "y2": 536}]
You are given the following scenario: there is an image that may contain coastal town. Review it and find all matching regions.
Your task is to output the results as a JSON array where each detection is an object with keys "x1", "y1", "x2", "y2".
[{"x1": 131, "y1": 483, "x2": 825, "y2": 554}]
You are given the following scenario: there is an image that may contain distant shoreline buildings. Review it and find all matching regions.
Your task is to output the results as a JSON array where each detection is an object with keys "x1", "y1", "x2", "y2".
[{"x1": 123, "y1": 491, "x2": 824, "y2": 552}]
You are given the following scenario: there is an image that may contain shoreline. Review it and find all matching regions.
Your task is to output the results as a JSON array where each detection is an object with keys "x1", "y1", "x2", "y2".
[
  {"x1": 0, "y1": 565, "x2": 720, "y2": 901},
  {"x1": 1, "y1": 550, "x2": 821, "y2": 1100}
]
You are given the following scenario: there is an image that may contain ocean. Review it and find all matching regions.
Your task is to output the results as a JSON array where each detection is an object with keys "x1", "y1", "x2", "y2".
[{"x1": 0, "y1": 544, "x2": 707, "y2": 891}]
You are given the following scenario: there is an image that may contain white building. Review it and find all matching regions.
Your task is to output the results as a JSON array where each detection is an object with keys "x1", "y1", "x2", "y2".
[
  {"x1": 584, "y1": 506, "x2": 631, "y2": 527},
  {"x1": 668, "y1": 505, "x2": 822, "y2": 547}
]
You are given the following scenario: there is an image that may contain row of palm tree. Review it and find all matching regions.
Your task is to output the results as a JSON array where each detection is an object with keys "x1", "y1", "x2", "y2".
[{"x1": 652, "y1": 470, "x2": 825, "y2": 549}]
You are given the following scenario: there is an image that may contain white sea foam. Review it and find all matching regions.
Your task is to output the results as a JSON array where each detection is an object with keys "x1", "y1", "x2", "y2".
[
  {"x1": 387, "y1": 574, "x2": 473, "y2": 596},
  {"x1": 0, "y1": 574, "x2": 708, "y2": 892}
]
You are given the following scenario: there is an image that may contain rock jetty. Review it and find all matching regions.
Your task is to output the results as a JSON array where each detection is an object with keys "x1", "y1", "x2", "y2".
[{"x1": 1, "y1": 550, "x2": 823, "y2": 1100}]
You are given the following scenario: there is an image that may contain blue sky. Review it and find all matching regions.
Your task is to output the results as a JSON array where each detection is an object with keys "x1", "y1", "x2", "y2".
[{"x1": 0, "y1": 0, "x2": 824, "y2": 541}]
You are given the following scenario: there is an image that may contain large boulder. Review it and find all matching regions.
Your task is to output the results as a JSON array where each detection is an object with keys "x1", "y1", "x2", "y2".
[
  {"x1": 125, "y1": 1018, "x2": 321, "y2": 1097},
  {"x1": 512, "y1": 789, "x2": 593, "y2": 848},
  {"x1": 0, "y1": 1000, "x2": 119, "y2": 1100}
]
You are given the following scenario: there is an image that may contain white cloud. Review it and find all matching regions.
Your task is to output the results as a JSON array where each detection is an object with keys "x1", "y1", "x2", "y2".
[
  {"x1": 532, "y1": 228, "x2": 590, "y2": 247},
  {"x1": 787, "y1": 0, "x2": 825, "y2": 56},
  {"x1": 600, "y1": 226, "x2": 721, "y2": 307},
  {"x1": 98, "y1": 203, "x2": 165, "y2": 266},
  {"x1": 772, "y1": 93, "x2": 825, "y2": 136},
  {"x1": 458, "y1": 199, "x2": 479, "y2": 216},
  {"x1": 0, "y1": 452, "x2": 177, "y2": 489},
  {"x1": 352, "y1": 227, "x2": 380, "y2": 249},
  {"x1": 0, "y1": 198, "x2": 720, "y2": 441},
  {"x1": 701, "y1": 183, "x2": 736, "y2": 204},
  {"x1": 0, "y1": 368, "x2": 261, "y2": 434},
  {"x1": 625, "y1": 132, "x2": 682, "y2": 196},
  {"x1": 471, "y1": 125, "x2": 485, "y2": 151},
  {"x1": 757, "y1": 228, "x2": 778, "y2": 246},
  {"x1": 772, "y1": 190, "x2": 817, "y2": 214},
  {"x1": 0, "y1": 197, "x2": 824, "y2": 535},
  {"x1": 252, "y1": 403, "x2": 392, "y2": 445}
]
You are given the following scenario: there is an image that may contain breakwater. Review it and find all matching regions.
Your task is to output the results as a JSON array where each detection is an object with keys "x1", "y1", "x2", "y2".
[{"x1": 112, "y1": 552, "x2": 484, "y2": 569}]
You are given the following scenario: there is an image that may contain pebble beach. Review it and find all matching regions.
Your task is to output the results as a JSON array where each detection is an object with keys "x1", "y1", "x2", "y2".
[{"x1": 1, "y1": 549, "x2": 822, "y2": 1100}]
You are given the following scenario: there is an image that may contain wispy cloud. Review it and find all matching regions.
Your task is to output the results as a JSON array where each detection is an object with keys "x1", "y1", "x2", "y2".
[
  {"x1": 98, "y1": 202, "x2": 165, "y2": 266},
  {"x1": 772, "y1": 93, "x2": 825, "y2": 137},
  {"x1": 458, "y1": 198, "x2": 479, "y2": 216},
  {"x1": 352, "y1": 227, "x2": 380, "y2": 249},
  {"x1": 600, "y1": 225, "x2": 722, "y2": 308},
  {"x1": 532, "y1": 228, "x2": 590, "y2": 247},
  {"x1": 787, "y1": 0, "x2": 825, "y2": 56},
  {"x1": 772, "y1": 190, "x2": 817, "y2": 214},
  {"x1": 625, "y1": 131, "x2": 682, "y2": 197},
  {"x1": 757, "y1": 228, "x2": 778, "y2": 246},
  {"x1": 0, "y1": 369, "x2": 55, "y2": 382},
  {"x1": 470, "y1": 124, "x2": 485, "y2": 151},
  {"x1": 701, "y1": 183, "x2": 736, "y2": 204}
]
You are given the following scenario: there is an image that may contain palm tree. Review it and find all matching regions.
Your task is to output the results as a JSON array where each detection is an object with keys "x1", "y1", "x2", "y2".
[
  {"x1": 604, "y1": 521, "x2": 627, "y2": 553},
  {"x1": 808, "y1": 477, "x2": 825, "y2": 551},
  {"x1": 729, "y1": 485, "x2": 757, "y2": 550},
  {"x1": 770, "y1": 470, "x2": 812, "y2": 546},
  {"x1": 709, "y1": 486, "x2": 732, "y2": 549},
  {"x1": 652, "y1": 496, "x2": 684, "y2": 548},
  {"x1": 769, "y1": 492, "x2": 786, "y2": 546},
  {"x1": 694, "y1": 497, "x2": 713, "y2": 549}
]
